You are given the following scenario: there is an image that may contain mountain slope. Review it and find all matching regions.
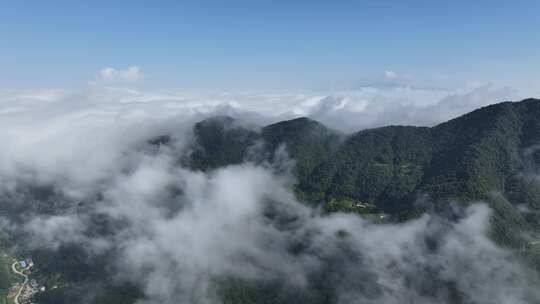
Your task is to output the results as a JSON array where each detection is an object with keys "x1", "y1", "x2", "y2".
[
  {"x1": 295, "y1": 99, "x2": 540, "y2": 212},
  {"x1": 187, "y1": 99, "x2": 540, "y2": 214},
  {"x1": 261, "y1": 117, "x2": 342, "y2": 179},
  {"x1": 187, "y1": 116, "x2": 342, "y2": 179},
  {"x1": 186, "y1": 99, "x2": 540, "y2": 266},
  {"x1": 189, "y1": 116, "x2": 260, "y2": 170}
]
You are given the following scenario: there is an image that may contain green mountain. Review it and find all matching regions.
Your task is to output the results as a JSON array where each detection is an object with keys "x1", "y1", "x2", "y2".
[
  {"x1": 188, "y1": 116, "x2": 342, "y2": 178},
  {"x1": 190, "y1": 100, "x2": 539, "y2": 202},
  {"x1": 171, "y1": 98, "x2": 540, "y2": 304},
  {"x1": 189, "y1": 116, "x2": 260, "y2": 170},
  {"x1": 301, "y1": 99, "x2": 540, "y2": 209},
  {"x1": 188, "y1": 98, "x2": 540, "y2": 254}
]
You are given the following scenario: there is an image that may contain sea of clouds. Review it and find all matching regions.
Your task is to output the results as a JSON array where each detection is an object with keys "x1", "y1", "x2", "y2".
[{"x1": 0, "y1": 83, "x2": 538, "y2": 303}]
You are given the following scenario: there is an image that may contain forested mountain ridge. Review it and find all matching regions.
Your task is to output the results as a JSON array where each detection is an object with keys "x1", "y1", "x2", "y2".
[
  {"x1": 186, "y1": 98, "x2": 540, "y2": 267},
  {"x1": 188, "y1": 98, "x2": 540, "y2": 211},
  {"x1": 188, "y1": 115, "x2": 342, "y2": 176}
]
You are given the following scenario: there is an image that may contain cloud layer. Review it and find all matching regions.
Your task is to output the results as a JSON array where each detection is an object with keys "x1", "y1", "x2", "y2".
[
  {"x1": 22, "y1": 156, "x2": 540, "y2": 304},
  {"x1": 0, "y1": 84, "x2": 536, "y2": 303},
  {"x1": 0, "y1": 84, "x2": 519, "y2": 188}
]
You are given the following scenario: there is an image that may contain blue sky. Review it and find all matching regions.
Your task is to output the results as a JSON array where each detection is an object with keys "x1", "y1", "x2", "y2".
[{"x1": 1, "y1": 0, "x2": 539, "y2": 91}]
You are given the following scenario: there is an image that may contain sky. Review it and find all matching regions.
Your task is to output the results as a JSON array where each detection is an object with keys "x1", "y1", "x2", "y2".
[
  {"x1": 1, "y1": 0, "x2": 540, "y2": 92},
  {"x1": 1, "y1": 3, "x2": 540, "y2": 302}
]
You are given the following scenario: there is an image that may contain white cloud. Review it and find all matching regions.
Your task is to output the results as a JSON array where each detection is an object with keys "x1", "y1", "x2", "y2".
[
  {"x1": 97, "y1": 66, "x2": 143, "y2": 82},
  {"x1": 0, "y1": 84, "x2": 524, "y2": 206},
  {"x1": 384, "y1": 70, "x2": 398, "y2": 80},
  {"x1": 0, "y1": 84, "x2": 521, "y2": 189},
  {"x1": 22, "y1": 159, "x2": 540, "y2": 303},
  {"x1": 304, "y1": 84, "x2": 518, "y2": 131}
]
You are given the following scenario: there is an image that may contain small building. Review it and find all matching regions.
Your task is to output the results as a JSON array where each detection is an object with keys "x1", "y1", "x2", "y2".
[
  {"x1": 19, "y1": 260, "x2": 27, "y2": 268},
  {"x1": 355, "y1": 201, "x2": 370, "y2": 208}
]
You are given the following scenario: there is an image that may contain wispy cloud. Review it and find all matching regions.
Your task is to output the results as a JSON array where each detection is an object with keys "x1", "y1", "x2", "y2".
[{"x1": 96, "y1": 66, "x2": 143, "y2": 82}]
